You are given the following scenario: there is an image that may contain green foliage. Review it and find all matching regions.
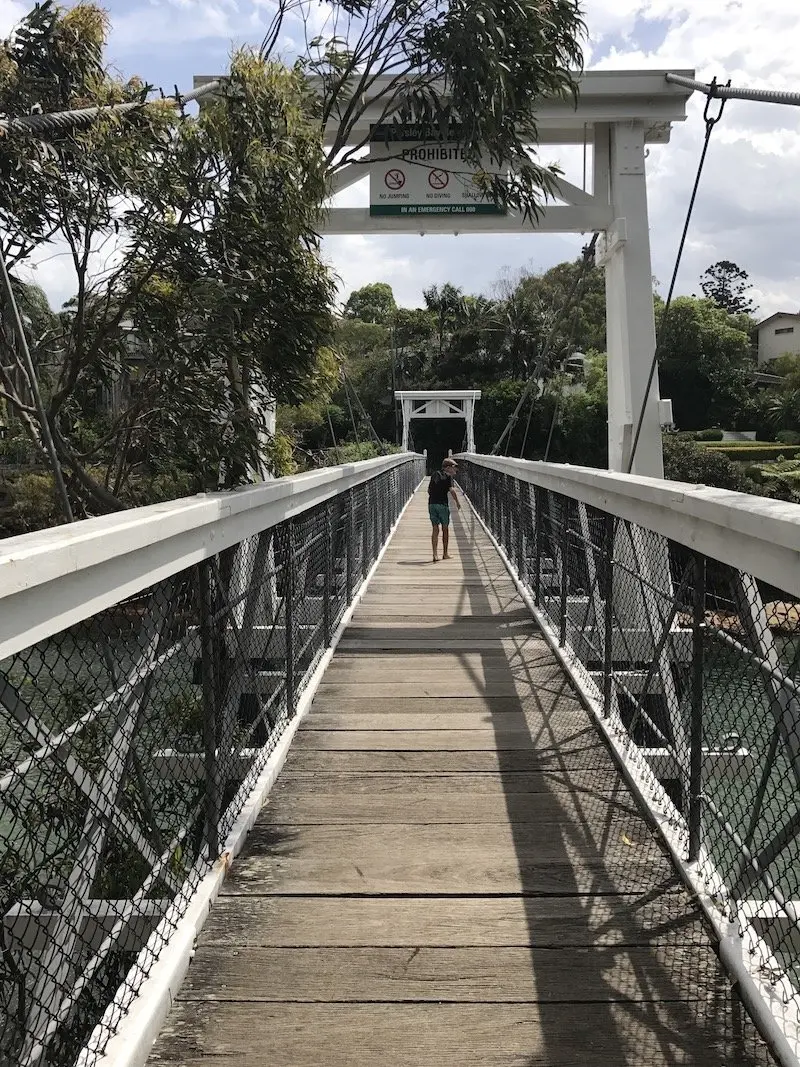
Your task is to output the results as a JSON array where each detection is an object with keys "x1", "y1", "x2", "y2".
[
  {"x1": 299, "y1": 0, "x2": 586, "y2": 220},
  {"x1": 741, "y1": 458, "x2": 800, "y2": 503},
  {"x1": 695, "y1": 428, "x2": 724, "y2": 441},
  {"x1": 0, "y1": 471, "x2": 63, "y2": 535},
  {"x1": 323, "y1": 440, "x2": 398, "y2": 464},
  {"x1": 553, "y1": 390, "x2": 607, "y2": 466},
  {"x1": 700, "y1": 444, "x2": 800, "y2": 462},
  {"x1": 766, "y1": 353, "x2": 800, "y2": 391},
  {"x1": 657, "y1": 298, "x2": 754, "y2": 431},
  {"x1": 0, "y1": 9, "x2": 337, "y2": 528},
  {"x1": 766, "y1": 389, "x2": 800, "y2": 433},
  {"x1": 699, "y1": 260, "x2": 757, "y2": 316},
  {"x1": 343, "y1": 283, "x2": 396, "y2": 324},
  {"x1": 263, "y1": 429, "x2": 298, "y2": 477},
  {"x1": 776, "y1": 430, "x2": 800, "y2": 445},
  {"x1": 662, "y1": 436, "x2": 750, "y2": 492}
]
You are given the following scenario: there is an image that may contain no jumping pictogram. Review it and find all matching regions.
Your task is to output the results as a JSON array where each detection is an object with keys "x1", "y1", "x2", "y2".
[{"x1": 385, "y1": 169, "x2": 405, "y2": 190}]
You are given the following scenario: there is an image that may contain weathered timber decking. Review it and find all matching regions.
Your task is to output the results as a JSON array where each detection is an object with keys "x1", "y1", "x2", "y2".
[{"x1": 149, "y1": 488, "x2": 774, "y2": 1066}]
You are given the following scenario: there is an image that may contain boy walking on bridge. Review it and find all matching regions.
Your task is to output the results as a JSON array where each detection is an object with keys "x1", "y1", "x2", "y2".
[{"x1": 428, "y1": 457, "x2": 461, "y2": 563}]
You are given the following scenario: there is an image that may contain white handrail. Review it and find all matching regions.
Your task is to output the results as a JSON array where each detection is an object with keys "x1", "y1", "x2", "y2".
[
  {"x1": 459, "y1": 454, "x2": 800, "y2": 597},
  {"x1": 0, "y1": 453, "x2": 420, "y2": 661}
]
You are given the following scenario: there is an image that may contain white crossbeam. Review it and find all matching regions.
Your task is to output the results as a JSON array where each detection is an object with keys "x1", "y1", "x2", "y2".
[
  {"x1": 0, "y1": 453, "x2": 417, "y2": 661},
  {"x1": 322, "y1": 203, "x2": 613, "y2": 235}
]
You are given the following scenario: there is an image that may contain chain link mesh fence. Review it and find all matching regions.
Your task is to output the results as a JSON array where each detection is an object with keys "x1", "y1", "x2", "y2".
[
  {"x1": 458, "y1": 458, "x2": 800, "y2": 1028},
  {"x1": 0, "y1": 457, "x2": 423, "y2": 1067}
]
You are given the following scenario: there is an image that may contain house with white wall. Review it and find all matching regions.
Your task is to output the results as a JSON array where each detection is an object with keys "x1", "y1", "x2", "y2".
[{"x1": 757, "y1": 311, "x2": 800, "y2": 364}]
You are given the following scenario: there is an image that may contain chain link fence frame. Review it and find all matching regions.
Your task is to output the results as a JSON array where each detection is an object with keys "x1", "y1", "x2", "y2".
[
  {"x1": 0, "y1": 455, "x2": 424, "y2": 1067},
  {"x1": 457, "y1": 455, "x2": 800, "y2": 1062}
]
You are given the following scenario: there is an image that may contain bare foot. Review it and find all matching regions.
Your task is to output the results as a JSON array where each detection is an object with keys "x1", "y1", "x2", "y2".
[
  {"x1": 442, "y1": 553, "x2": 451, "y2": 560},
  {"x1": 432, "y1": 556, "x2": 439, "y2": 563}
]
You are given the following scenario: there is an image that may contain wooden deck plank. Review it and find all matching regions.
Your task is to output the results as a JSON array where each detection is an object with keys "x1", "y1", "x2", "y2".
[
  {"x1": 300, "y1": 696, "x2": 584, "y2": 715},
  {"x1": 195, "y1": 891, "x2": 692, "y2": 948},
  {"x1": 280, "y1": 741, "x2": 620, "y2": 775},
  {"x1": 220, "y1": 823, "x2": 672, "y2": 896},
  {"x1": 149, "y1": 1002, "x2": 773, "y2": 1066},
  {"x1": 291, "y1": 729, "x2": 590, "y2": 751},
  {"x1": 261, "y1": 789, "x2": 641, "y2": 825},
  {"x1": 299, "y1": 712, "x2": 586, "y2": 731},
  {"x1": 273, "y1": 771, "x2": 625, "y2": 793},
  {"x1": 176, "y1": 943, "x2": 723, "y2": 1003},
  {"x1": 148, "y1": 487, "x2": 773, "y2": 1067}
]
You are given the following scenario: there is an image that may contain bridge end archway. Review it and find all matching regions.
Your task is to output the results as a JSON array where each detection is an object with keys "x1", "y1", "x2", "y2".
[{"x1": 395, "y1": 391, "x2": 480, "y2": 466}]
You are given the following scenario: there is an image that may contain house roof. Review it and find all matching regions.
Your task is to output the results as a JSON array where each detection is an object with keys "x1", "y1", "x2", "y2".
[{"x1": 758, "y1": 311, "x2": 800, "y2": 328}]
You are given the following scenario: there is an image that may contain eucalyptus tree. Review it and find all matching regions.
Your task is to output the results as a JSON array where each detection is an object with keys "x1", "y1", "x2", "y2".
[
  {"x1": 0, "y1": 3, "x2": 336, "y2": 519},
  {"x1": 265, "y1": 0, "x2": 586, "y2": 218}
]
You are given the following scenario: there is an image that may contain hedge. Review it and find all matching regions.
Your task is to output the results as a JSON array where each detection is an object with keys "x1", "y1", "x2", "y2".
[{"x1": 700, "y1": 443, "x2": 800, "y2": 462}]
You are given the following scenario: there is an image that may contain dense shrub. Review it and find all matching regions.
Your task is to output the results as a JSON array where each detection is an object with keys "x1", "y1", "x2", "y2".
[
  {"x1": 776, "y1": 430, "x2": 800, "y2": 446},
  {"x1": 662, "y1": 436, "x2": 750, "y2": 492},
  {"x1": 0, "y1": 472, "x2": 64, "y2": 536},
  {"x1": 696, "y1": 428, "x2": 724, "y2": 441},
  {"x1": 700, "y1": 444, "x2": 800, "y2": 462}
]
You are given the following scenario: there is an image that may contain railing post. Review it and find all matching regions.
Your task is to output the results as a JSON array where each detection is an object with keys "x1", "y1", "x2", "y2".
[
  {"x1": 689, "y1": 551, "x2": 706, "y2": 861},
  {"x1": 502, "y1": 475, "x2": 510, "y2": 552},
  {"x1": 285, "y1": 520, "x2": 296, "y2": 717},
  {"x1": 602, "y1": 515, "x2": 615, "y2": 718},
  {"x1": 346, "y1": 487, "x2": 355, "y2": 602},
  {"x1": 514, "y1": 486, "x2": 524, "y2": 577},
  {"x1": 533, "y1": 486, "x2": 543, "y2": 607},
  {"x1": 196, "y1": 559, "x2": 220, "y2": 858},
  {"x1": 558, "y1": 499, "x2": 569, "y2": 647},
  {"x1": 323, "y1": 501, "x2": 332, "y2": 647}
]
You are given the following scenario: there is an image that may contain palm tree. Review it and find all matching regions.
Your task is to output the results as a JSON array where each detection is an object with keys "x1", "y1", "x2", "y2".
[
  {"x1": 423, "y1": 283, "x2": 464, "y2": 357},
  {"x1": 766, "y1": 389, "x2": 800, "y2": 432}
]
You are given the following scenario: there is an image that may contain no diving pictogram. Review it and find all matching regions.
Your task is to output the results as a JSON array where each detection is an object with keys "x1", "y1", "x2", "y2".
[
  {"x1": 385, "y1": 169, "x2": 405, "y2": 190},
  {"x1": 428, "y1": 168, "x2": 449, "y2": 190}
]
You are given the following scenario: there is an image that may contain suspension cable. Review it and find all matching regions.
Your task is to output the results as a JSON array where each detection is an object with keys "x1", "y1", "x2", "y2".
[
  {"x1": 519, "y1": 389, "x2": 537, "y2": 458},
  {"x1": 342, "y1": 369, "x2": 384, "y2": 452},
  {"x1": 626, "y1": 79, "x2": 728, "y2": 474},
  {"x1": 342, "y1": 370, "x2": 361, "y2": 446},
  {"x1": 326, "y1": 407, "x2": 341, "y2": 463},
  {"x1": 542, "y1": 296, "x2": 584, "y2": 462},
  {"x1": 666, "y1": 72, "x2": 800, "y2": 107},
  {"x1": 0, "y1": 79, "x2": 223, "y2": 137},
  {"x1": 491, "y1": 233, "x2": 599, "y2": 456}
]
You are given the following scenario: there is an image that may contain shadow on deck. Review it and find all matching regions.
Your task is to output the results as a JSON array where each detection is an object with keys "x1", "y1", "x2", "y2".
[{"x1": 148, "y1": 490, "x2": 775, "y2": 1066}]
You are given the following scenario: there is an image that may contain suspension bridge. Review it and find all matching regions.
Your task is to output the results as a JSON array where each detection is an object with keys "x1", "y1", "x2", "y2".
[{"x1": 1, "y1": 68, "x2": 800, "y2": 1067}]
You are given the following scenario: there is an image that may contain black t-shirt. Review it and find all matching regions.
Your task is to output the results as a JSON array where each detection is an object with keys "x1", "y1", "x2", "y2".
[{"x1": 428, "y1": 471, "x2": 453, "y2": 505}]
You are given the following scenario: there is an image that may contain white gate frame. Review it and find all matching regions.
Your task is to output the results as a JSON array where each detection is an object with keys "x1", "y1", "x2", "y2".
[
  {"x1": 195, "y1": 68, "x2": 695, "y2": 477},
  {"x1": 395, "y1": 389, "x2": 480, "y2": 452}
]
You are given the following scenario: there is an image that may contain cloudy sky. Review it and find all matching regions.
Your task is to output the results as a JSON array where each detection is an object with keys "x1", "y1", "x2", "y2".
[{"x1": 4, "y1": 0, "x2": 799, "y2": 319}]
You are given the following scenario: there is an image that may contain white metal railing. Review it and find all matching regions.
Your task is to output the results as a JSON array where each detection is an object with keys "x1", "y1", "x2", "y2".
[
  {"x1": 0, "y1": 453, "x2": 424, "y2": 1067},
  {"x1": 458, "y1": 453, "x2": 800, "y2": 1066}
]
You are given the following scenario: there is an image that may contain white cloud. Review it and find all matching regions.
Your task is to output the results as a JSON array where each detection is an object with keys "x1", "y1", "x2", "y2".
[
  {"x1": 0, "y1": 0, "x2": 26, "y2": 35},
  {"x1": 589, "y1": 0, "x2": 800, "y2": 319},
  {"x1": 110, "y1": 0, "x2": 241, "y2": 50},
  {"x1": 10, "y1": 0, "x2": 799, "y2": 323}
]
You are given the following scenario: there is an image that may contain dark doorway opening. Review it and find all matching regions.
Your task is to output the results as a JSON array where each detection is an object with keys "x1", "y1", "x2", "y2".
[{"x1": 409, "y1": 418, "x2": 466, "y2": 473}]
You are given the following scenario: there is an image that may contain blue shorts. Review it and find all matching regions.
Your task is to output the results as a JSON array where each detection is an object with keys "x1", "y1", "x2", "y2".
[{"x1": 429, "y1": 502, "x2": 450, "y2": 526}]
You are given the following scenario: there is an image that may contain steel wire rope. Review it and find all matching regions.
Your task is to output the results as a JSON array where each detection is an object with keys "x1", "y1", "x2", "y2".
[
  {"x1": 342, "y1": 368, "x2": 361, "y2": 447},
  {"x1": 0, "y1": 79, "x2": 222, "y2": 137},
  {"x1": 626, "y1": 79, "x2": 728, "y2": 474},
  {"x1": 491, "y1": 232, "x2": 600, "y2": 456},
  {"x1": 341, "y1": 368, "x2": 385, "y2": 452},
  {"x1": 326, "y1": 406, "x2": 341, "y2": 463},
  {"x1": 543, "y1": 299, "x2": 585, "y2": 463},
  {"x1": 666, "y1": 72, "x2": 800, "y2": 107},
  {"x1": 519, "y1": 390, "x2": 537, "y2": 458},
  {"x1": 347, "y1": 369, "x2": 385, "y2": 452}
]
